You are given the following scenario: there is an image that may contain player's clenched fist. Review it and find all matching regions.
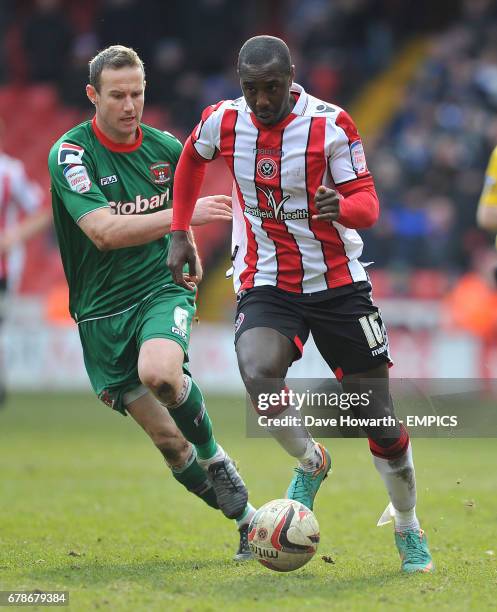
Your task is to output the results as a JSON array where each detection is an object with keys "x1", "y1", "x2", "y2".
[{"x1": 312, "y1": 185, "x2": 340, "y2": 222}]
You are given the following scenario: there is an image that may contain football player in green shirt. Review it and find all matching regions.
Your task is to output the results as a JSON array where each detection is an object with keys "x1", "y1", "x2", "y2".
[{"x1": 48, "y1": 45, "x2": 255, "y2": 561}]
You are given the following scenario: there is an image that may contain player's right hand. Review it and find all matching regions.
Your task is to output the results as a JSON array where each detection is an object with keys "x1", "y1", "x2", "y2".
[
  {"x1": 313, "y1": 185, "x2": 340, "y2": 222},
  {"x1": 192, "y1": 195, "x2": 232, "y2": 225},
  {"x1": 167, "y1": 231, "x2": 198, "y2": 290}
]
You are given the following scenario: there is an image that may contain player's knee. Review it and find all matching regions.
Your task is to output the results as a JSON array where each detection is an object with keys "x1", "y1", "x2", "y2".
[
  {"x1": 239, "y1": 361, "x2": 288, "y2": 413},
  {"x1": 241, "y1": 367, "x2": 280, "y2": 400},
  {"x1": 140, "y1": 366, "x2": 182, "y2": 404},
  {"x1": 239, "y1": 359, "x2": 283, "y2": 393}
]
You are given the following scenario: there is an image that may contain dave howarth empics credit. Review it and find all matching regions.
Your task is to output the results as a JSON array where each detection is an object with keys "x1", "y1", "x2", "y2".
[
  {"x1": 254, "y1": 388, "x2": 459, "y2": 430},
  {"x1": 257, "y1": 413, "x2": 459, "y2": 429}
]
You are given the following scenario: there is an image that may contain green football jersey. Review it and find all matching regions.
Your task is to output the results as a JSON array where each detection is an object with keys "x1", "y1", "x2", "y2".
[{"x1": 48, "y1": 118, "x2": 183, "y2": 322}]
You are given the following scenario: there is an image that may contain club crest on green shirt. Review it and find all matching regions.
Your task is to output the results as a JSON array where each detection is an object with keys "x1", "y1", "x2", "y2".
[{"x1": 149, "y1": 161, "x2": 172, "y2": 184}]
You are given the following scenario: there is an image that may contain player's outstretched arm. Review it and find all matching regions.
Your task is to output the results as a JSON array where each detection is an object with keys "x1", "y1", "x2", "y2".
[
  {"x1": 77, "y1": 195, "x2": 231, "y2": 252},
  {"x1": 78, "y1": 207, "x2": 175, "y2": 250}
]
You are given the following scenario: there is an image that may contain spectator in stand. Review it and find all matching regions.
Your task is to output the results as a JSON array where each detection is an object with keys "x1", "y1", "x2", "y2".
[
  {"x1": 368, "y1": 0, "x2": 497, "y2": 274},
  {"x1": 146, "y1": 39, "x2": 186, "y2": 110},
  {"x1": 0, "y1": 1, "x2": 14, "y2": 84},
  {"x1": 185, "y1": 0, "x2": 244, "y2": 75},
  {"x1": 444, "y1": 247, "x2": 497, "y2": 341},
  {"x1": 95, "y1": 0, "x2": 151, "y2": 66},
  {"x1": 59, "y1": 33, "x2": 99, "y2": 108},
  {"x1": 22, "y1": 0, "x2": 73, "y2": 84}
]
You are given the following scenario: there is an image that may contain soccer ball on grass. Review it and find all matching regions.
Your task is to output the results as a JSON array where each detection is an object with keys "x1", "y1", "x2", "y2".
[{"x1": 248, "y1": 499, "x2": 320, "y2": 572}]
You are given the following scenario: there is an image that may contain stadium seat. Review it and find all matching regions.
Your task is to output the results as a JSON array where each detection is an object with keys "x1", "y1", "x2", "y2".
[{"x1": 410, "y1": 269, "x2": 450, "y2": 299}]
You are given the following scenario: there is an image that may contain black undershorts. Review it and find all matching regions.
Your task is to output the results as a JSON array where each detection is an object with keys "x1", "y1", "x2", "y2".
[{"x1": 234, "y1": 282, "x2": 392, "y2": 379}]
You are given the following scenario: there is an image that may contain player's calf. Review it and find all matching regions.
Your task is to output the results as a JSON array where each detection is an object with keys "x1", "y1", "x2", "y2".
[
  {"x1": 246, "y1": 382, "x2": 332, "y2": 509},
  {"x1": 370, "y1": 424, "x2": 418, "y2": 529},
  {"x1": 155, "y1": 435, "x2": 190, "y2": 467},
  {"x1": 169, "y1": 446, "x2": 219, "y2": 510}
]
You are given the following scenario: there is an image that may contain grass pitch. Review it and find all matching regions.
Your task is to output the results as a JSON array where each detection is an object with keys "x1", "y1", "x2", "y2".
[{"x1": 0, "y1": 393, "x2": 495, "y2": 611}]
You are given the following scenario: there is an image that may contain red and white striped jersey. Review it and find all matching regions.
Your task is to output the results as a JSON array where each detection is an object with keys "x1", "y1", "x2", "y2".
[
  {"x1": 0, "y1": 152, "x2": 43, "y2": 279},
  {"x1": 191, "y1": 83, "x2": 375, "y2": 294}
]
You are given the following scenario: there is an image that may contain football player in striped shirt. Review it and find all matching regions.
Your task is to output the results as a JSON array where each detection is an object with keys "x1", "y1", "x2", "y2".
[
  {"x1": 0, "y1": 118, "x2": 50, "y2": 407},
  {"x1": 168, "y1": 36, "x2": 433, "y2": 573}
]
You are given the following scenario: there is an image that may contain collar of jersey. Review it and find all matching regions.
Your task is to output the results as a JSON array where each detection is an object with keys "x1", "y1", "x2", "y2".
[
  {"x1": 248, "y1": 82, "x2": 308, "y2": 131},
  {"x1": 92, "y1": 116, "x2": 143, "y2": 152}
]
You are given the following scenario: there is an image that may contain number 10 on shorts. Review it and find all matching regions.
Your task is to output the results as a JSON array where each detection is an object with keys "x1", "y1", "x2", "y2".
[{"x1": 359, "y1": 313, "x2": 384, "y2": 348}]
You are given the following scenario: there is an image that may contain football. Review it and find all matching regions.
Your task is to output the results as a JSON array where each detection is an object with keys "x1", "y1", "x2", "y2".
[{"x1": 248, "y1": 499, "x2": 320, "y2": 572}]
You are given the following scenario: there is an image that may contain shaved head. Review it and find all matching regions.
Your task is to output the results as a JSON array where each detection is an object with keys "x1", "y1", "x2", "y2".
[
  {"x1": 237, "y1": 35, "x2": 292, "y2": 75},
  {"x1": 237, "y1": 35, "x2": 295, "y2": 126}
]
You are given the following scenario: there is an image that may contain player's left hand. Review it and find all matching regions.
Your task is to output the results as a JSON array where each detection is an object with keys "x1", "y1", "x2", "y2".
[
  {"x1": 312, "y1": 185, "x2": 340, "y2": 222},
  {"x1": 167, "y1": 231, "x2": 198, "y2": 291},
  {"x1": 184, "y1": 255, "x2": 203, "y2": 286}
]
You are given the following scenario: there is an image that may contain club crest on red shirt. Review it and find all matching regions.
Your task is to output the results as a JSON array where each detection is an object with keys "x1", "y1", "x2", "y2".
[{"x1": 257, "y1": 158, "x2": 278, "y2": 180}]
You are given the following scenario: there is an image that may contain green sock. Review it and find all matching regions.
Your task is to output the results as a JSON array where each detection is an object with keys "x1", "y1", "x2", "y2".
[
  {"x1": 171, "y1": 452, "x2": 219, "y2": 510},
  {"x1": 235, "y1": 503, "x2": 256, "y2": 528},
  {"x1": 169, "y1": 376, "x2": 218, "y2": 460}
]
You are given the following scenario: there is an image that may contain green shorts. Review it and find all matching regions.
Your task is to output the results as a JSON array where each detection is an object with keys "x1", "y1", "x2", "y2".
[{"x1": 78, "y1": 284, "x2": 196, "y2": 415}]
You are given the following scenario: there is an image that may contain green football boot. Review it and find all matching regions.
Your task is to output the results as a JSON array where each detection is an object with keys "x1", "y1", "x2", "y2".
[
  {"x1": 395, "y1": 528, "x2": 434, "y2": 573},
  {"x1": 286, "y1": 443, "x2": 331, "y2": 510}
]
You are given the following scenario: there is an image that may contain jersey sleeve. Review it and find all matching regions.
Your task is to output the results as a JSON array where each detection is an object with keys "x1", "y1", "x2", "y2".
[
  {"x1": 9, "y1": 159, "x2": 44, "y2": 213},
  {"x1": 328, "y1": 110, "x2": 371, "y2": 185},
  {"x1": 162, "y1": 130, "x2": 184, "y2": 165},
  {"x1": 48, "y1": 140, "x2": 110, "y2": 223},
  {"x1": 479, "y1": 147, "x2": 497, "y2": 207},
  {"x1": 171, "y1": 139, "x2": 207, "y2": 231},
  {"x1": 190, "y1": 102, "x2": 225, "y2": 161}
]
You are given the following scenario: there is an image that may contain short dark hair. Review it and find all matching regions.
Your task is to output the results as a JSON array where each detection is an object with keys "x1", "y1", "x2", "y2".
[
  {"x1": 89, "y1": 45, "x2": 145, "y2": 92},
  {"x1": 237, "y1": 35, "x2": 291, "y2": 75}
]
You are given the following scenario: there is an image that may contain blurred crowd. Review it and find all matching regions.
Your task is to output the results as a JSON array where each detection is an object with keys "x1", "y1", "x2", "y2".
[
  {"x1": 1, "y1": 0, "x2": 496, "y2": 281},
  {"x1": 366, "y1": 0, "x2": 497, "y2": 275},
  {"x1": 2, "y1": 0, "x2": 456, "y2": 132}
]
